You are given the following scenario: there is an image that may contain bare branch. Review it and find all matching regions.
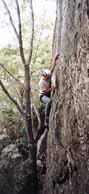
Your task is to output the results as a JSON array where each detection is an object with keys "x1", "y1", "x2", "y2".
[
  {"x1": 1, "y1": 0, "x2": 19, "y2": 39},
  {"x1": 15, "y1": 0, "x2": 26, "y2": 65},
  {"x1": 1, "y1": 0, "x2": 26, "y2": 65},
  {"x1": 32, "y1": 103, "x2": 41, "y2": 130},
  {"x1": 37, "y1": 128, "x2": 48, "y2": 159},
  {"x1": 28, "y1": 0, "x2": 34, "y2": 65},
  {"x1": 0, "y1": 63, "x2": 21, "y2": 84},
  {"x1": 0, "y1": 80, "x2": 24, "y2": 117}
]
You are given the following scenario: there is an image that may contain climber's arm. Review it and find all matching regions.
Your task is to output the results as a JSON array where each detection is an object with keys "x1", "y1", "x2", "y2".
[{"x1": 50, "y1": 54, "x2": 60, "y2": 76}]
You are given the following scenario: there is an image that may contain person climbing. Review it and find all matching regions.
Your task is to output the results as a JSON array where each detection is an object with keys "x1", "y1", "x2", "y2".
[{"x1": 39, "y1": 54, "x2": 60, "y2": 127}]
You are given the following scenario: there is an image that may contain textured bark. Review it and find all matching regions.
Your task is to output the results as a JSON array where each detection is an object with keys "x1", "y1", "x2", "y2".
[
  {"x1": 44, "y1": 0, "x2": 89, "y2": 194},
  {"x1": 24, "y1": 65, "x2": 34, "y2": 141}
]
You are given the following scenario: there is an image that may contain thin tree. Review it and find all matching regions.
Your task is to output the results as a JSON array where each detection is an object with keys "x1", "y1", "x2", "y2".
[
  {"x1": 1, "y1": 0, "x2": 34, "y2": 141},
  {"x1": 0, "y1": 0, "x2": 37, "y2": 193}
]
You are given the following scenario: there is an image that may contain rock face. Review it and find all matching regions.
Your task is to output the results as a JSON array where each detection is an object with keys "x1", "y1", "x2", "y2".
[
  {"x1": 0, "y1": 134, "x2": 10, "y2": 154},
  {"x1": 0, "y1": 140, "x2": 35, "y2": 194},
  {"x1": 44, "y1": 0, "x2": 89, "y2": 194}
]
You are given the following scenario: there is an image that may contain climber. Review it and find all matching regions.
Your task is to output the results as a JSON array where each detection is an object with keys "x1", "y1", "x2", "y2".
[{"x1": 39, "y1": 54, "x2": 60, "y2": 127}]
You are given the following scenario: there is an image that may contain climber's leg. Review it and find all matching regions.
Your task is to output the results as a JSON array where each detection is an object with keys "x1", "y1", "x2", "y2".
[{"x1": 41, "y1": 95, "x2": 51, "y2": 126}]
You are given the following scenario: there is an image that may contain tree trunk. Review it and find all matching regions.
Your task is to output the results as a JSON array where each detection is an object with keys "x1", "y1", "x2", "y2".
[
  {"x1": 24, "y1": 64, "x2": 34, "y2": 141},
  {"x1": 24, "y1": 64, "x2": 38, "y2": 194},
  {"x1": 0, "y1": 1, "x2": 38, "y2": 193},
  {"x1": 43, "y1": 0, "x2": 89, "y2": 194}
]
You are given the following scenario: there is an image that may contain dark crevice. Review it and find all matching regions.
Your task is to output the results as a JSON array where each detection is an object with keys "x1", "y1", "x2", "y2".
[
  {"x1": 86, "y1": 0, "x2": 89, "y2": 18},
  {"x1": 87, "y1": 69, "x2": 89, "y2": 77},
  {"x1": 78, "y1": 3, "x2": 81, "y2": 9}
]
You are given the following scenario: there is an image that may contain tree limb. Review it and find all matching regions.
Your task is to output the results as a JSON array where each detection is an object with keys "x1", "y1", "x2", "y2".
[
  {"x1": 0, "y1": 80, "x2": 24, "y2": 117},
  {"x1": 28, "y1": 0, "x2": 34, "y2": 65},
  {"x1": 37, "y1": 128, "x2": 48, "y2": 159},
  {"x1": 15, "y1": 0, "x2": 26, "y2": 65},
  {"x1": 0, "y1": 63, "x2": 21, "y2": 84},
  {"x1": 1, "y1": 0, "x2": 19, "y2": 39},
  {"x1": 32, "y1": 103, "x2": 41, "y2": 130}
]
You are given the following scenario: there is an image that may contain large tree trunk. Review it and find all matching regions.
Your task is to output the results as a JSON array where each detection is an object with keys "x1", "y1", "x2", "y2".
[{"x1": 43, "y1": 0, "x2": 89, "y2": 194}]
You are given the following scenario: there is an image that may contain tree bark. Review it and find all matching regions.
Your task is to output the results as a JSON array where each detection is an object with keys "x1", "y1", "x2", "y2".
[
  {"x1": 24, "y1": 64, "x2": 34, "y2": 142},
  {"x1": 43, "y1": 0, "x2": 89, "y2": 194}
]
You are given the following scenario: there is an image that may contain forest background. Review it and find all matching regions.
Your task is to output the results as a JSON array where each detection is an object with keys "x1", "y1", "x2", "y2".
[{"x1": 0, "y1": 0, "x2": 56, "y2": 137}]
